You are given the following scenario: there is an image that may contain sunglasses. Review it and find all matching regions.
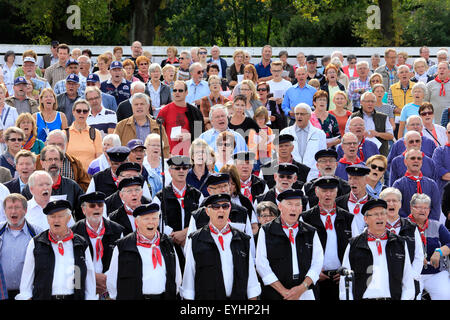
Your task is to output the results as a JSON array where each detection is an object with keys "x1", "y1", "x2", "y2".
[
  {"x1": 278, "y1": 174, "x2": 294, "y2": 179},
  {"x1": 199, "y1": 51, "x2": 207, "y2": 55},
  {"x1": 420, "y1": 111, "x2": 433, "y2": 116},
  {"x1": 75, "y1": 109, "x2": 89, "y2": 114},
  {"x1": 370, "y1": 164, "x2": 385, "y2": 172},
  {"x1": 8, "y1": 138, "x2": 23, "y2": 142},
  {"x1": 171, "y1": 165, "x2": 191, "y2": 171},
  {"x1": 257, "y1": 88, "x2": 268, "y2": 92},
  {"x1": 208, "y1": 203, "x2": 231, "y2": 210},
  {"x1": 196, "y1": 70, "x2": 203, "y2": 75},
  {"x1": 87, "y1": 203, "x2": 104, "y2": 208},
  {"x1": 173, "y1": 89, "x2": 185, "y2": 93}
]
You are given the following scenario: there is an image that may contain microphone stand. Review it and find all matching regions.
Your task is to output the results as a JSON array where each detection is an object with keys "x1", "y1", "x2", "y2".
[
  {"x1": 344, "y1": 272, "x2": 353, "y2": 301},
  {"x1": 156, "y1": 117, "x2": 166, "y2": 235}
]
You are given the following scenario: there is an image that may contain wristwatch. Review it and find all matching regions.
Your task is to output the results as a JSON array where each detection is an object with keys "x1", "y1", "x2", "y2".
[{"x1": 302, "y1": 282, "x2": 309, "y2": 290}]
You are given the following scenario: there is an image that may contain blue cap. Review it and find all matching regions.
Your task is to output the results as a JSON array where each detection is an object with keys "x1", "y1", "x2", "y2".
[
  {"x1": 126, "y1": 139, "x2": 146, "y2": 151},
  {"x1": 14, "y1": 76, "x2": 27, "y2": 85},
  {"x1": 66, "y1": 73, "x2": 79, "y2": 83},
  {"x1": 86, "y1": 73, "x2": 100, "y2": 83},
  {"x1": 110, "y1": 61, "x2": 123, "y2": 69},
  {"x1": 65, "y1": 58, "x2": 79, "y2": 67}
]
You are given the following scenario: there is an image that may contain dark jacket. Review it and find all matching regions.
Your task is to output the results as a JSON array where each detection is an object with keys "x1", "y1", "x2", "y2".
[
  {"x1": 4, "y1": 178, "x2": 21, "y2": 194},
  {"x1": 321, "y1": 81, "x2": 346, "y2": 110},
  {"x1": 303, "y1": 176, "x2": 351, "y2": 208},
  {"x1": 109, "y1": 205, "x2": 135, "y2": 236},
  {"x1": 207, "y1": 57, "x2": 228, "y2": 79},
  {"x1": 105, "y1": 191, "x2": 150, "y2": 215},
  {"x1": 335, "y1": 193, "x2": 373, "y2": 213},
  {"x1": 259, "y1": 159, "x2": 310, "y2": 190}
]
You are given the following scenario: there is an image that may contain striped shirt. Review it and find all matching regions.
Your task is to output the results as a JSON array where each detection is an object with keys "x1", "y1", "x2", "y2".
[
  {"x1": 86, "y1": 107, "x2": 117, "y2": 137},
  {"x1": 44, "y1": 62, "x2": 67, "y2": 88}
]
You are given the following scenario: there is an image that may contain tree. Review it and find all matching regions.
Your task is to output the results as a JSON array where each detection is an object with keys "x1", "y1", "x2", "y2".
[{"x1": 130, "y1": 0, "x2": 164, "y2": 45}]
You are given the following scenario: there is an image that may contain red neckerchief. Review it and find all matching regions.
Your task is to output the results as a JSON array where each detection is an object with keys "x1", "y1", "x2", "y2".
[
  {"x1": 348, "y1": 192, "x2": 368, "y2": 214},
  {"x1": 367, "y1": 231, "x2": 388, "y2": 255},
  {"x1": 446, "y1": 143, "x2": 450, "y2": 147},
  {"x1": 138, "y1": 71, "x2": 150, "y2": 83},
  {"x1": 52, "y1": 174, "x2": 62, "y2": 190},
  {"x1": 339, "y1": 156, "x2": 363, "y2": 165},
  {"x1": 435, "y1": 77, "x2": 449, "y2": 96},
  {"x1": 85, "y1": 220, "x2": 106, "y2": 261},
  {"x1": 319, "y1": 203, "x2": 336, "y2": 230},
  {"x1": 111, "y1": 173, "x2": 118, "y2": 187},
  {"x1": 408, "y1": 214, "x2": 428, "y2": 246},
  {"x1": 22, "y1": 135, "x2": 36, "y2": 150},
  {"x1": 209, "y1": 223, "x2": 231, "y2": 251},
  {"x1": 125, "y1": 206, "x2": 134, "y2": 216},
  {"x1": 173, "y1": 185, "x2": 186, "y2": 208},
  {"x1": 405, "y1": 171, "x2": 423, "y2": 194},
  {"x1": 136, "y1": 230, "x2": 162, "y2": 269},
  {"x1": 240, "y1": 178, "x2": 253, "y2": 202},
  {"x1": 48, "y1": 230, "x2": 74, "y2": 256},
  {"x1": 281, "y1": 219, "x2": 298, "y2": 244},
  {"x1": 358, "y1": 138, "x2": 365, "y2": 161},
  {"x1": 385, "y1": 219, "x2": 401, "y2": 234}
]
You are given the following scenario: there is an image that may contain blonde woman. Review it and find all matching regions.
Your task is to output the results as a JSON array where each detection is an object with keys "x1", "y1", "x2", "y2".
[
  {"x1": 239, "y1": 79, "x2": 262, "y2": 118},
  {"x1": 226, "y1": 49, "x2": 245, "y2": 88},
  {"x1": 16, "y1": 112, "x2": 44, "y2": 154},
  {"x1": 329, "y1": 91, "x2": 352, "y2": 138}
]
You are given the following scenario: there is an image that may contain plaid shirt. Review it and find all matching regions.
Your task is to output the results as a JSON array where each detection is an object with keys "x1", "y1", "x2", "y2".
[
  {"x1": 0, "y1": 263, "x2": 7, "y2": 300},
  {"x1": 61, "y1": 156, "x2": 75, "y2": 181},
  {"x1": 53, "y1": 78, "x2": 87, "y2": 97},
  {"x1": 347, "y1": 78, "x2": 371, "y2": 109}
]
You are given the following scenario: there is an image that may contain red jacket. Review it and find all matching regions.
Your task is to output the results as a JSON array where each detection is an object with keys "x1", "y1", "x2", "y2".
[{"x1": 342, "y1": 65, "x2": 359, "y2": 79}]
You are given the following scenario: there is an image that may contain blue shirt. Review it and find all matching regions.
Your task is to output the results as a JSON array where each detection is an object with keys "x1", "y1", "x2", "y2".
[
  {"x1": 198, "y1": 128, "x2": 248, "y2": 154},
  {"x1": 185, "y1": 79, "x2": 210, "y2": 105},
  {"x1": 281, "y1": 84, "x2": 317, "y2": 118},
  {"x1": 186, "y1": 167, "x2": 210, "y2": 197},
  {"x1": 101, "y1": 92, "x2": 118, "y2": 112},
  {"x1": 255, "y1": 60, "x2": 272, "y2": 79},
  {"x1": 53, "y1": 78, "x2": 87, "y2": 97},
  {"x1": 100, "y1": 78, "x2": 132, "y2": 105}
]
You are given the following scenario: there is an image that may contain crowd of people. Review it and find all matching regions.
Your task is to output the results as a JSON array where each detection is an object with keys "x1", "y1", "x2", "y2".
[{"x1": 0, "y1": 41, "x2": 449, "y2": 301}]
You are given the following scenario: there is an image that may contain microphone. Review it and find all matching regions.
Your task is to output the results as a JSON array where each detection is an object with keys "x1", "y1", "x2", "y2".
[{"x1": 336, "y1": 266, "x2": 354, "y2": 276}]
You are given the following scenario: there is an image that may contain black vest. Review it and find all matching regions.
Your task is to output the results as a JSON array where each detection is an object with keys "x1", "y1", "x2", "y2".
[
  {"x1": 93, "y1": 168, "x2": 117, "y2": 198},
  {"x1": 190, "y1": 225, "x2": 250, "y2": 300},
  {"x1": 335, "y1": 193, "x2": 373, "y2": 212},
  {"x1": 32, "y1": 231, "x2": 88, "y2": 300},
  {"x1": 237, "y1": 193, "x2": 255, "y2": 222},
  {"x1": 348, "y1": 231, "x2": 406, "y2": 300},
  {"x1": 399, "y1": 218, "x2": 417, "y2": 264},
  {"x1": 304, "y1": 177, "x2": 351, "y2": 208},
  {"x1": 302, "y1": 205, "x2": 354, "y2": 263},
  {"x1": 71, "y1": 218, "x2": 125, "y2": 273},
  {"x1": 261, "y1": 217, "x2": 316, "y2": 300},
  {"x1": 115, "y1": 232, "x2": 177, "y2": 300},
  {"x1": 192, "y1": 203, "x2": 248, "y2": 230},
  {"x1": 109, "y1": 205, "x2": 135, "y2": 236},
  {"x1": 105, "y1": 190, "x2": 151, "y2": 215}
]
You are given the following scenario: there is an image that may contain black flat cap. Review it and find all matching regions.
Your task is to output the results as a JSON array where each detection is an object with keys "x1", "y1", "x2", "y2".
[
  {"x1": 115, "y1": 162, "x2": 141, "y2": 176},
  {"x1": 167, "y1": 155, "x2": 191, "y2": 167},
  {"x1": 205, "y1": 173, "x2": 230, "y2": 187},
  {"x1": 79, "y1": 191, "x2": 106, "y2": 204},
  {"x1": 313, "y1": 176, "x2": 339, "y2": 189},
  {"x1": 361, "y1": 199, "x2": 387, "y2": 216},
  {"x1": 133, "y1": 203, "x2": 160, "y2": 217},
  {"x1": 275, "y1": 163, "x2": 298, "y2": 175},
  {"x1": 43, "y1": 200, "x2": 72, "y2": 215},
  {"x1": 346, "y1": 164, "x2": 370, "y2": 176},
  {"x1": 203, "y1": 193, "x2": 231, "y2": 207},
  {"x1": 118, "y1": 176, "x2": 144, "y2": 191},
  {"x1": 315, "y1": 149, "x2": 338, "y2": 161},
  {"x1": 277, "y1": 189, "x2": 305, "y2": 202},
  {"x1": 106, "y1": 146, "x2": 130, "y2": 162},
  {"x1": 232, "y1": 151, "x2": 255, "y2": 161},
  {"x1": 273, "y1": 134, "x2": 294, "y2": 145}
]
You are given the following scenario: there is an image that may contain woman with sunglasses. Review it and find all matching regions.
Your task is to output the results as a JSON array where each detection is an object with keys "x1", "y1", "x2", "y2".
[
  {"x1": 419, "y1": 102, "x2": 447, "y2": 147},
  {"x1": 398, "y1": 82, "x2": 427, "y2": 138},
  {"x1": 0, "y1": 126, "x2": 25, "y2": 177},
  {"x1": 214, "y1": 131, "x2": 236, "y2": 172},
  {"x1": 365, "y1": 155, "x2": 388, "y2": 199},
  {"x1": 66, "y1": 99, "x2": 103, "y2": 171},
  {"x1": 34, "y1": 88, "x2": 68, "y2": 142},
  {"x1": 257, "y1": 82, "x2": 286, "y2": 131},
  {"x1": 197, "y1": 47, "x2": 209, "y2": 79},
  {"x1": 134, "y1": 56, "x2": 151, "y2": 84}
]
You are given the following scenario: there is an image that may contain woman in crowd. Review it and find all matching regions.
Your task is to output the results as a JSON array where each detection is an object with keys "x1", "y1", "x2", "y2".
[
  {"x1": 372, "y1": 83, "x2": 396, "y2": 129},
  {"x1": 16, "y1": 113, "x2": 44, "y2": 155},
  {"x1": 320, "y1": 63, "x2": 346, "y2": 111},
  {"x1": 329, "y1": 91, "x2": 351, "y2": 138},
  {"x1": 248, "y1": 106, "x2": 274, "y2": 170},
  {"x1": 0, "y1": 126, "x2": 25, "y2": 176},
  {"x1": 94, "y1": 54, "x2": 111, "y2": 82},
  {"x1": 310, "y1": 90, "x2": 341, "y2": 149},
  {"x1": 398, "y1": 82, "x2": 427, "y2": 138},
  {"x1": 199, "y1": 75, "x2": 230, "y2": 130},
  {"x1": 87, "y1": 133, "x2": 121, "y2": 176},
  {"x1": 397, "y1": 51, "x2": 413, "y2": 70},
  {"x1": 123, "y1": 59, "x2": 139, "y2": 82},
  {"x1": 0, "y1": 84, "x2": 19, "y2": 153},
  {"x1": 226, "y1": 49, "x2": 245, "y2": 89},
  {"x1": 143, "y1": 133, "x2": 170, "y2": 198},
  {"x1": 238, "y1": 79, "x2": 262, "y2": 119},
  {"x1": 147, "y1": 63, "x2": 172, "y2": 118},
  {"x1": 160, "y1": 46, "x2": 179, "y2": 69},
  {"x1": 278, "y1": 50, "x2": 295, "y2": 83},
  {"x1": 257, "y1": 81, "x2": 286, "y2": 131},
  {"x1": 231, "y1": 64, "x2": 259, "y2": 98},
  {"x1": 162, "y1": 64, "x2": 176, "y2": 91},
  {"x1": 186, "y1": 138, "x2": 211, "y2": 197},
  {"x1": 34, "y1": 88, "x2": 68, "y2": 142},
  {"x1": 214, "y1": 131, "x2": 236, "y2": 172},
  {"x1": 134, "y1": 56, "x2": 151, "y2": 84},
  {"x1": 365, "y1": 154, "x2": 388, "y2": 199},
  {"x1": 228, "y1": 94, "x2": 259, "y2": 144},
  {"x1": 410, "y1": 58, "x2": 434, "y2": 84},
  {"x1": 419, "y1": 102, "x2": 447, "y2": 147},
  {"x1": 2, "y1": 50, "x2": 17, "y2": 96},
  {"x1": 197, "y1": 47, "x2": 208, "y2": 79},
  {"x1": 243, "y1": 51, "x2": 252, "y2": 66},
  {"x1": 369, "y1": 72, "x2": 388, "y2": 103},
  {"x1": 294, "y1": 52, "x2": 306, "y2": 71},
  {"x1": 330, "y1": 57, "x2": 349, "y2": 89}
]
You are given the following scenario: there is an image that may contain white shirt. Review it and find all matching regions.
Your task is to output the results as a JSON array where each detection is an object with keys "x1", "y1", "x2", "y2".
[
  {"x1": 344, "y1": 111, "x2": 394, "y2": 135},
  {"x1": 16, "y1": 236, "x2": 97, "y2": 300},
  {"x1": 320, "y1": 211, "x2": 342, "y2": 271},
  {"x1": 181, "y1": 226, "x2": 261, "y2": 300},
  {"x1": 339, "y1": 239, "x2": 415, "y2": 300},
  {"x1": 25, "y1": 197, "x2": 75, "y2": 231},
  {"x1": 347, "y1": 195, "x2": 368, "y2": 235},
  {"x1": 0, "y1": 182, "x2": 10, "y2": 222},
  {"x1": 255, "y1": 225, "x2": 324, "y2": 300},
  {"x1": 267, "y1": 79, "x2": 292, "y2": 96}
]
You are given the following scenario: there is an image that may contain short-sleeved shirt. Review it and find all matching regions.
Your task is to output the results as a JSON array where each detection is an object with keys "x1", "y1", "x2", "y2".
[
  {"x1": 65, "y1": 124, "x2": 103, "y2": 171},
  {"x1": 157, "y1": 102, "x2": 191, "y2": 155},
  {"x1": 255, "y1": 60, "x2": 272, "y2": 79},
  {"x1": 86, "y1": 107, "x2": 117, "y2": 137},
  {"x1": 100, "y1": 78, "x2": 132, "y2": 105}
]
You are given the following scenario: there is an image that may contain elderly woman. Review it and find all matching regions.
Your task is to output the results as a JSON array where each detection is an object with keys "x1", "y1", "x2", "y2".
[
  {"x1": 310, "y1": 90, "x2": 341, "y2": 149},
  {"x1": 369, "y1": 72, "x2": 388, "y2": 103},
  {"x1": 3, "y1": 50, "x2": 17, "y2": 96},
  {"x1": 397, "y1": 51, "x2": 413, "y2": 70},
  {"x1": 160, "y1": 46, "x2": 179, "y2": 69},
  {"x1": 372, "y1": 83, "x2": 396, "y2": 129},
  {"x1": 0, "y1": 84, "x2": 19, "y2": 152},
  {"x1": 87, "y1": 133, "x2": 121, "y2": 176},
  {"x1": 257, "y1": 81, "x2": 286, "y2": 131},
  {"x1": 199, "y1": 75, "x2": 230, "y2": 130},
  {"x1": 320, "y1": 63, "x2": 346, "y2": 110},
  {"x1": 214, "y1": 131, "x2": 236, "y2": 172},
  {"x1": 407, "y1": 193, "x2": 450, "y2": 300},
  {"x1": 226, "y1": 49, "x2": 245, "y2": 89},
  {"x1": 15, "y1": 112, "x2": 44, "y2": 155},
  {"x1": 243, "y1": 51, "x2": 252, "y2": 66},
  {"x1": 147, "y1": 63, "x2": 172, "y2": 118},
  {"x1": 186, "y1": 138, "x2": 211, "y2": 197},
  {"x1": 143, "y1": 133, "x2": 171, "y2": 198},
  {"x1": 411, "y1": 58, "x2": 434, "y2": 84},
  {"x1": 398, "y1": 82, "x2": 427, "y2": 138},
  {"x1": 231, "y1": 64, "x2": 258, "y2": 98},
  {"x1": 135, "y1": 56, "x2": 151, "y2": 84},
  {"x1": 0, "y1": 126, "x2": 25, "y2": 176},
  {"x1": 365, "y1": 154, "x2": 388, "y2": 198},
  {"x1": 278, "y1": 50, "x2": 295, "y2": 82},
  {"x1": 94, "y1": 54, "x2": 111, "y2": 82},
  {"x1": 228, "y1": 94, "x2": 259, "y2": 143},
  {"x1": 329, "y1": 91, "x2": 352, "y2": 138},
  {"x1": 65, "y1": 99, "x2": 103, "y2": 171},
  {"x1": 238, "y1": 79, "x2": 262, "y2": 119},
  {"x1": 34, "y1": 88, "x2": 68, "y2": 142},
  {"x1": 162, "y1": 64, "x2": 176, "y2": 90},
  {"x1": 256, "y1": 201, "x2": 279, "y2": 226},
  {"x1": 419, "y1": 102, "x2": 447, "y2": 147},
  {"x1": 122, "y1": 59, "x2": 139, "y2": 82},
  {"x1": 330, "y1": 57, "x2": 349, "y2": 89},
  {"x1": 294, "y1": 52, "x2": 306, "y2": 70}
]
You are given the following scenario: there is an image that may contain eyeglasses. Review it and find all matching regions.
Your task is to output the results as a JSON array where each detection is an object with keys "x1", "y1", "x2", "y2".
[
  {"x1": 75, "y1": 109, "x2": 89, "y2": 114},
  {"x1": 87, "y1": 203, "x2": 104, "y2": 208},
  {"x1": 208, "y1": 203, "x2": 231, "y2": 210},
  {"x1": 370, "y1": 164, "x2": 385, "y2": 172},
  {"x1": 8, "y1": 138, "x2": 23, "y2": 142},
  {"x1": 412, "y1": 205, "x2": 429, "y2": 211},
  {"x1": 420, "y1": 111, "x2": 433, "y2": 116},
  {"x1": 86, "y1": 96, "x2": 100, "y2": 101},
  {"x1": 407, "y1": 139, "x2": 421, "y2": 144},
  {"x1": 171, "y1": 165, "x2": 191, "y2": 171},
  {"x1": 173, "y1": 89, "x2": 185, "y2": 93},
  {"x1": 139, "y1": 63, "x2": 148, "y2": 66},
  {"x1": 122, "y1": 187, "x2": 142, "y2": 194},
  {"x1": 278, "y1": 174, "x2": 294, "y2": 179},
  {"x1": 409, "y1": 156, "x2": 422, "y2": 161},
  {"x1": 179, "y1": 57, "x2": 185, "y2": 60},
  {"x1": 259, "y1": 214, "x2": 276, "y2": 219},
  {"x1": 343, "y1": 142, "x2": 358, "y2": 146},
  {"x1": 257, "y1": 88, "x2": 268, "y2": 92},
  {"x1": 294, "y1": 112, "x2": 309, "y2": 117},
  {"x1": 196, "y1": 70, "x2": 203, "y2": 75}
]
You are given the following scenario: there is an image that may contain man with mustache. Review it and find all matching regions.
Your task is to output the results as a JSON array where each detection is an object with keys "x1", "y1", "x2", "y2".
[{"x1": 0, "y1": 194, "x2": 42, "y2": 300}]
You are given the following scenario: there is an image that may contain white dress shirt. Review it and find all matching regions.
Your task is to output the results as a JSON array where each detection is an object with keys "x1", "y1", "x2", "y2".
[
  {"x1": 320, "y1": 212, "x2": 342, "y2": 271},
  {"x1": 25, "y1": 197, "x2": 75, "y2": 231}
]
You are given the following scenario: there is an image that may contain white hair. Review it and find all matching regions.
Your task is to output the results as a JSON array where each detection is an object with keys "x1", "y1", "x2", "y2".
[
  {"x1": 47, "y1": 129, "x2": 67, "y2": 145},
  {"x1": 406, "y1": 115, "x2": 423, "y2": 126},
  {"x1": 77, "y1": 55, "x2": 91, "y2": 66},
  {"x1": 294, "y1": 103, "x2": 312, "y2": 114},
  {"x1": 361, "y1": 91, "x2": 375, "y2": 102},
  {"x1": 28, "y1": 170, "x2": 52, "y2": 188},
  {"x1": 189, "y1": 62, "x2": 203, "y2": 73},
  {"x1": 356, "y1": 60, "x2": 369, "y2": 69},
  {"x1": 411, "y1": 82, "x2": 427, "y2": 96},
  {"x1": 131, "y1": 81, "x2": 146, "y2": 92},
  {"x1": 209, "y1": 104, "x2": 228, "y2": 120},
  {"x1": 397, "y1": 64, "x2": 410, "y2": 73},
  {"x1": 410, "y1": 193, "x2": 431, "y2": 207},
  {"x1": 130, "y1": 92, "x2": 150, "y2": 105},
  {"x1": 404, "y1": 130, "x2": 421, "y2": 142},
  {"x1": 103, "y1": 133, "x2": 121, "y2": 147},
  {"x1": 379, "y1": 187, "x2": 402, "y2": 201},
  {"x1": 342, "y1": 132, "x2": 358, "y2": 143},
  {"x1": 436, "y1": 50, "x2": 448, "y2": 58},
  {"x1": 149, "y1": 63, "x2": 162, "y2": 73}
]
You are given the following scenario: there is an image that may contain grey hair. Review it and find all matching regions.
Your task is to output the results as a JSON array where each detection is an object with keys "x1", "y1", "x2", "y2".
[
  {"x1": 404, "y1": 130, "x2": 421, "y2": 142},
  {"x1": 103, "y1": 133, "x2": 121, "y2": 147},
  {"x1": 295, "y1": 66, "x2": 307, "y2": 74},
  {"x1": 209, "y1": 104, "x2": 228, "y2": 120},
  {"x1": 145, "y1": 133, "x2": 164, "y2": 148},
  {"x1": 406, "y1": 115, "x2": 423, "y2": 127},
  {"x1": 149, "y1": 63, "x2": 162, "y2": 74},
  {"x1": 256, "y1": 201, "x2": 279, "y2": 217},
  {"x1": 331, "y1": 57, "x2": 342, "y2": 68},
  {"x1": 410, "y1": 193, "x2": 431, "y2": 208},
  {"x1": 413, "y1": 58, "x2": 428, "y2": 71},
  {"x1": 361, "y1": 91, "x2": 376, "y2": 102},
  {"x1": 371, "y1": 53, "x2": 380, "y2": 58},
  {"x1": 130, "y1": 92, "x2": 150, "y2": 105},
  {"x1": 28, "y1": 170, "x2": 52, "y2": 188},
  {"x1": 77, "y1": 55, "x2": 91, "y2": 66},
  {"x1": 294, "y1": 103, "x2": 312, "y2": 114},
  {"x1": 397, "y1": 64, "x2": 411, "y2": 73},
  {"x1": 131, "y1": 81, "x2": 146, "y2": 92},
  {"x1": 47, "y1": 129, "x2": 67, "y2": 144},
  {"x1": 411, "y1": 82, "x2": 427, "y2": 96},
  {"x1": 356, "y1": 60, "x2": 369, "y2": 69},
  {"x1": 436, "y1": 49, "x2": 448, "y2": 58},
  {"x1": 72, "y1": 99, "x2": 90, "y2": 111},
  {"x1": 189, "y1": 62, "x2": 203, "y2": 73},
  {"x1": 342, "y1": 132, "x2": 358, "y2": 143},
  {"x1": 379, "y1": 187, "x2": 402, "y2": 202},
  {"x1": 180, "y1": 50, "x2": 191, "y2": 59}
]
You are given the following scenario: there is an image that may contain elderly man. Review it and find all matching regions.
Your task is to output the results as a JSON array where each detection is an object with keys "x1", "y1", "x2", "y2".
[
  {"x1": 182, "y1": 193, "x2": 261, "y2": 300},
  {"x1": 44, "y1": 43, "x2": 71, "y2": 88},
  {"x1": 21, "y1": 57, "x2": 50, "y2": 94},
  {"x1": 114, "y1": 92, "x2": 169, "y2": 155},
  {"x1": 280, "y1": 103, "x2": 327, "y2": 181},
  {"x1": 420, "y1": 46, "x2": 435, "y2": 67},
  {"x1": 4, "y1": 150, "x2": 36, "y2": 194},
  {"x1": 87, "y1": 134, "x2": 121, "y2": 176},
  {"x1": 432, "y1": 123, "x2": 450, "y2": 191},
  {"x1": 53, "y1": 58, "x2": 86, "y2": 97},
  {"x1": 387, "y1": 115, "x2": 437, "y2": 168},
  {"x1": 303, "y1": 149, "x2": 351, "y2": 209},
  {"x1": 16, "y1": 199, "x2": 96, "y2": 300},
  {"x1": 85, "y1": 86, "x2": 117, "y2": 137},
  {"x1": 185, "y1": 62, "x2": 210, "y2": 106},
  {"x1": 302, "y1": 176, "x2": 357, "y2": 300},
  {"x1": 255, "y1": 189, "x2": 324, "y2": 300},
  {"x1": 339, "y1": 199, "x2": 415, "y2": 300},
  {"x1": 347, "y1": 61, "x2": 371, "y2": 111},
  {"x1": 281, "y1": 67, "x2": 317, "y2": 124},
  {"x1": 207, "y1": 45, "x2": 227, "y2": 79},
  {"x1": 427, "y1": 49, "x2": 448, "y2": 77},
  {"x1": 340, "y1": 117, "x2": 380, "y2": 160},
  {"x1": 392, "y1": 149, "x2": 441, "y2": 221},
  {"x1": 176, "y1": 51, "x2": 191, "y2": 81},
  {"x1": 305, "y1": 55, "x2": 325, "y2": 86},
  {"x1": 157, "y1": 80, "x2": 204, "y2": 156},
  {"x1": 233, "y1": 151, "x2": 268, "y2": 203},
  {"x1": 425, "y1": 61, "x2": 450, "y2": 123},
  {"x1": 115, "y1": 81, "x2": 146, "y2": 122},
  {"x1": 198, "y1": 104, "x2": 247, "y2": 154},
  {"x1": 390, "y1": 130, "x2": 437, "y2": 185},
  {"x1": 85, "y1": 73, "x2": 118, "y2": 112},
  {"x1": 100, "y1": 61, "x2": 132, "y2": 106},
  {"x1": 56, "y1": 73, "x2": 81, "y2": 125},
  {"x1": 374, "y1": 48, "x2": 399, "y2": 91},
  {"x1": 77, "y1": 55, "x2": 91, "y2": 79},
  {"x1": 5, "y1": 77, "x2": 39, "y2": 114},
  {"x1": 72, "y1": 192, "x2": 124, "y2": 298},
  {"x1": 335, "y1": 132, "x2": 364, "y2": 180},
  {"x1": 107, "y1": 203, "x2": 181, "y2": 300},
  {"x1": 0, "y1": 194, "x2": 42, "y2": 299}
]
